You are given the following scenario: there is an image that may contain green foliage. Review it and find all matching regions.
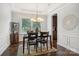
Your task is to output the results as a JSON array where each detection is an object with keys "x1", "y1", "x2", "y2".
[
  {"x1": 33, "y1": 22, "x2": 40, "y2": 30},
  {"x1": 22, "y1": 18, "x2": 41, "y2": 32},
  {"x1": 22, "y1": 18, "x2": 31, "y2": 32}
]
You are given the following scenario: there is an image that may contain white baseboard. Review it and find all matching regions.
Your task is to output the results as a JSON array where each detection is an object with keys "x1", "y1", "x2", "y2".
[
  {"x1": 0, "y1": 43, "x2": 10, "y2": 55},
  {"x1": 57, "y1": 43, "x2": 79, "y2": 54}
]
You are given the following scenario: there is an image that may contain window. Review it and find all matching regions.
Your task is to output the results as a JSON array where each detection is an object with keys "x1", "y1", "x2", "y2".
[
  {"x1": 22, "y1": 18, "x2": 31, "y2": 32},
  {"x1": 22, "y1": 18, "x2": 41, "y2": 32},
  {"x1": 32, "y1": 22, "x2": 41, "y2": 30}
]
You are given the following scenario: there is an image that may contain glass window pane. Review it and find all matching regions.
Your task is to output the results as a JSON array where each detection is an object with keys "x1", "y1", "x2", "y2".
[
  {"x1": 22, "y1": 18, "x2": 31, "y2": 32},
  {"x1": 32, "y1": 22, "x2": 41, "y2": 30}
]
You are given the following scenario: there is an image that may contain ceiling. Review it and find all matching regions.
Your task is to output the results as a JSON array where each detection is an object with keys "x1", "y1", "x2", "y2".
[{"x1": 10, "y1": 3, "x2": 65, "y2": 15}]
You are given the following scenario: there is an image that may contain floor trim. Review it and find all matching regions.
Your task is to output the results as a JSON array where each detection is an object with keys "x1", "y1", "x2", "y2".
[{"x1": 57, "y1": 43, "x2": 79, "y2": 54}]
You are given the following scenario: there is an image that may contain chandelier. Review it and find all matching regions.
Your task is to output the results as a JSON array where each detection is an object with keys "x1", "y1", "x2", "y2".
[{"x1": 31, "y1": 4, "x2": 44, "y2": 22}]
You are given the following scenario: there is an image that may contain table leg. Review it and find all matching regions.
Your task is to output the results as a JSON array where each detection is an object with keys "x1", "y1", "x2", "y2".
[
  {"x1": 50, "y1": 35, "x2": 52, "y2": 48},
  {"x1": 23, "y1": 37, "x2": 25, "y2": 54}
]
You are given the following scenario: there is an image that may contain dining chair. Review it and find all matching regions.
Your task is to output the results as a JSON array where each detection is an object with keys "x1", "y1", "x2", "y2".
[
  {"x1": 40, "y1": 32, "x2": 49, "y2": 52},
  {"x1": 27, "y1": 32, "x2": 38, "y2": 54}
]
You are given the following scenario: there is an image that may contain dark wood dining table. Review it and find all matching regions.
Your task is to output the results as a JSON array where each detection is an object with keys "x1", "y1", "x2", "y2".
[{"x1": 23, "y1": 34, "x2": 52, "y2": 53}]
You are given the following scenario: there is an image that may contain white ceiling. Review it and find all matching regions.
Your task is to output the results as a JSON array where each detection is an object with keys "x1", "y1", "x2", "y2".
[{"x1": 10, "y1": 3, "x2": 65, "y2": 15}]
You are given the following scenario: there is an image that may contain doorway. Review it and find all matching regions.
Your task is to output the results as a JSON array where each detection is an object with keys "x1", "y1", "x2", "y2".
[{"x1": 52, "y1": 14, "x2": 57, "y2": 48}]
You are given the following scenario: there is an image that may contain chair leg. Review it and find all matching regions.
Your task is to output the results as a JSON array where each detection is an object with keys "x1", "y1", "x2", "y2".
[
  {"x1": 27, "y1": 43, "x2": 28, "y2": 49},
  {"x1": 34, "y1": 45, "x2": 36, "y2": 49},
  {"x1": 23, "y1": 38, "x2": 25, "y2": 54},
  {"x1": 36, "y1": 45, "x2": 37, "y2": 52},
  {"x1": 43, "y1": 43, "x2": 45, "y2": 46},
  {"x1": 37, "y1": 42, "x2": 38, "y2": 47},
  {"x1": 28, "y1": 45, "x2": 30, "y2": 55},
  {"x1": 23, "y1": 42, "x2": 24, "y2": 54},
  {"x1": 46, "y1": 42, "x2": 48, "y2": 50},
  {"x1": 41, "y1": 44, "x2": 42, "y2": 52},
  {"x1": 43, "y1": 43, "x2": 45, "y2": 48}
]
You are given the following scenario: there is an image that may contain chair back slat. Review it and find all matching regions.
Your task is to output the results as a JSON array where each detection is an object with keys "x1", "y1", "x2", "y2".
[
  {"x1": 40, "y1": 32, "x2": 49, "y2": 38},
  {"x1": 28, "y1": 32, "x2": 38, "y2": 40}
]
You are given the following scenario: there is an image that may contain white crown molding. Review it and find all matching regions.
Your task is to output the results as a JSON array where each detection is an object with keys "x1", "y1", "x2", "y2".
[
  {"x1": 10, "y1": 3, "x2": 49, "y2": 15},
  {"x1": 48, "y1": 3, "x2": 70, "y2": 14},
  {"x1": 10, "y1": 3, "x2": 69, "y2": 15}
]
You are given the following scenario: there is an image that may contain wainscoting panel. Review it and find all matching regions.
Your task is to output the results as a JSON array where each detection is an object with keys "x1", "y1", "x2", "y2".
[
  {"x1": 58, "y1": 33, "x2": 79, "y2": 53},
  {"x1": 58, "y1": 34, "x2": 68, "y2": 46},
  {"x1": 70, "y1": 36, "x2": 79, "y2": 50}
]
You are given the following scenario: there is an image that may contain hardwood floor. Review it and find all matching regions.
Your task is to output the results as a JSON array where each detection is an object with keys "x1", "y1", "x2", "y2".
[
  {"x1": 1, "y1": 41, "x2": 79, "y2": 56},
  {"x1": 1, "y1": 44, "x2": 19, "y2": 56}
]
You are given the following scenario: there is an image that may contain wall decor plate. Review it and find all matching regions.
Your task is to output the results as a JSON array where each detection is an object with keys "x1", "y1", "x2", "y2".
[{"x1": 62, "y1": 15, "x2": 79, "y2": 31}]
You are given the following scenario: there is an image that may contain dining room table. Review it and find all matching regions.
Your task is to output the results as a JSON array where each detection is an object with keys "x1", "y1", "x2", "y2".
[{"x1": 22, "y1": 32, "x2": 52, "y2": 53}]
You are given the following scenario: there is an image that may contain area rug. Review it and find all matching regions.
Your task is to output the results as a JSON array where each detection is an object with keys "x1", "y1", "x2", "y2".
[{"x1": 17, "y1": 44, "x2": 57, "y2": 56}]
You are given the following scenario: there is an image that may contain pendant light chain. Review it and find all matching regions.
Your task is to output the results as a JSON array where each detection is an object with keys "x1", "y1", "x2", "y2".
[
  {"x1": 31, "y1": 4, "x2": 43, "y2": 22},
  {"x1": 36, "y1": 4, "x2": 38, "y2": 22}
]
